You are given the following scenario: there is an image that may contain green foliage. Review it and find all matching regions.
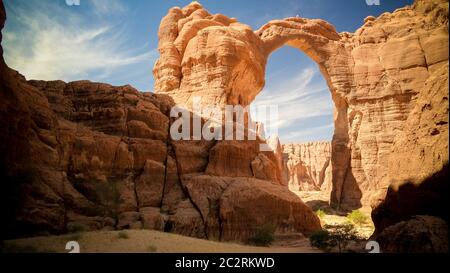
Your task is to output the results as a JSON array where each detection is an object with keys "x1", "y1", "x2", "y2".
[
  {"x1": 249, "y1": 224, "x2": 275, "y2": 247},
  {"x1": 309, "y1": 229, "x2": 330, "y2": 249},
  {"x1": 67, "y1": 222, "x2": 87, "y2": 233},
  {"x1": 315, "y1": 209, "x2": 326, "y2": 219},
  {"x1": 346, "y1": 210, "x2": 368, "y2": 226},
  {"x1": 118, "y1": 231, "x2": 129, "y2": 239},
  {"x1": 148, "y1": 245, "x2": 157, "y2": 253},
  {"x1": 94, "y1": 180, "x2": 121, "y2": 221},
  {"x1": 309, "y1": 224, "x2": 360, "y2": 253}
]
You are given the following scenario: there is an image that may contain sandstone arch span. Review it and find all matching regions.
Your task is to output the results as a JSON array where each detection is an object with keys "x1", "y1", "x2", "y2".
[
  {"x1": 154, "y1": 1, "x2": 449, "y2": 209},
  {"x1": 255, "y1": 18, "x2": 359, "y2": 208},
  {"x1": 154, "y1": 1, "x2": 357, "y2": 208}
]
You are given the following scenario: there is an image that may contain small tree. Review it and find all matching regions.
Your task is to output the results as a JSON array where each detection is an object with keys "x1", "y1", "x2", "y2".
[
  {"x1": 309, "y1": 229, "x2": 330, "y2": 250},
  {"x1": 249, "y1": 224, "x2": 276, "y2": 247},
  {"x1": 310, "y1": 224, "x2": 360, "y2": 253},
  {"x1": 325, "y1": 224, "x2": 359, "y2": 252},
  {"x1": 94, "y1": 179, "x2": 120, "y2": 223}
]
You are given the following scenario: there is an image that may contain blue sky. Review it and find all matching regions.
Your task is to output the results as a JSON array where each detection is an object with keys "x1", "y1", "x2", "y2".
[{"x1": 3, "y1": 0, "x2": 413, "y2": 143}]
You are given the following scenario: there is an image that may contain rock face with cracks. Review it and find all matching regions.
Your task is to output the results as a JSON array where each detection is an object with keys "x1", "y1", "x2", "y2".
[
  {"x1": 153, "y1": 0, "x2": 448, "y2": 213},
  {"x1": 283, "y1": 142, "x2": 332, "y2": 192},
  {"x1": 1, "y1": 0, "x2": 449, "y2": 250},
  {"x1": 0, "y1": 0, "x2": 319, "y2": 241}
]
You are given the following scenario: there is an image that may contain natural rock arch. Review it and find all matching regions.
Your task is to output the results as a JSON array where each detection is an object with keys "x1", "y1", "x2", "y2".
[
  {"x1": 255, "y1": 18, "x2": 359, "y2": 208},
  {"x1": 154, "y1": 0, "x2": 449, "y2": 209},
  {"x1": 0, "y1": 0, "x2": 447, "y2": 244},
  {"x1": 154, "y1": 1, "x2": 357, "y2": 208}
]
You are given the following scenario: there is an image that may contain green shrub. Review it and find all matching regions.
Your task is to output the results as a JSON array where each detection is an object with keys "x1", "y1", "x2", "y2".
[
  {"x1": 67, "y1": 222, "x2": 86, "y2": 233},
  {"x1": 94, "y1": 180, "x2": 120, "y2": 221},
  {"x1": 148, "y1": 245, "x2": 157, "y2": 253},
  {"x1": 315, "y1": 209, "x2": 326, "y2": 219},
  {"x1": 309, "y1": 229, "x2": 330, "y2": 249},
  {"x1": 249, "y1": 224, "x2": 275, "y2": 247},
  {"x1": 309, "y1": 224, "x2": 360, "y2": 253},
  {"x1": 347, "y1": 210, "x2": 368, "y2": 226},
  {"x1": 118, "y1": 231, "x2": 129, "y2": 239}
]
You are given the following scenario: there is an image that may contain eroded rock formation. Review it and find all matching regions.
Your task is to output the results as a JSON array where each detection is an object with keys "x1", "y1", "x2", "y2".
[
  {"x1": 0, "y1": 0, "x2": 448, "y2": 250},
  {"x1": 376, "y1": 216, "x2": 449, "y2": 253},
  {"x1": 283, "y1": 142, "x2": 332, "y2": 192},
  {"x1": 153, "y1": 0, "x2": 449, "y2": 211},
  {"x1": 0, "y1": 0, "x2": 320, "y2": 241}
]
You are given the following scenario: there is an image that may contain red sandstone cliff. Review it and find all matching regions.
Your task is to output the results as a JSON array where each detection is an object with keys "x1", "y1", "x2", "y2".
[{"x1": 0, "y1": 0, "x2": 448, "y2": 252}]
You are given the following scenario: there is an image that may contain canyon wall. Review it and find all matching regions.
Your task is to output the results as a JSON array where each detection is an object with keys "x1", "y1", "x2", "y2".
[
  {"x1": 283, "y1": 142, "x2": 332, "y2": 192},
  {"x1": 0, "y1": 0, "x2": 448, "y2": 246},
  {"x1": 154, "y1": 0, "x2": 449, "y2": 211},
  {"x1": 0, "y1": 0, "x2": 320, "y2": 241}
]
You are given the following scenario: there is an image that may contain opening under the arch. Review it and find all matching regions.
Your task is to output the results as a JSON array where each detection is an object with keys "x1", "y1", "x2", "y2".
[{"x1": 251, "y1": 46, "x2": 334, "y2": 199}]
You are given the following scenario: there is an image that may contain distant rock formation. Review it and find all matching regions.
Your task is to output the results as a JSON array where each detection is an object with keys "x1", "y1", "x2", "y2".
[{"x1": 282, "y1": 142, "x2": 332, "y2": 192}]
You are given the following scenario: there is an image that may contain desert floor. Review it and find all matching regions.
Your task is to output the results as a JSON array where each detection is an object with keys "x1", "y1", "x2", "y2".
[
  {"x1": 2, "y1": 191, "x2": 374, "y2": 253},
  {"x1": 2, "y1": 229, "x2": 323, "y2": 253}
]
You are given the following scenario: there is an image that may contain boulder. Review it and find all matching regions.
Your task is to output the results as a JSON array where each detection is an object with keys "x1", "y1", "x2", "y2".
[
  {"x1": 376, "y1": 216, "x2": 449, "y2": 253},
  {"x1": 219, "y1": 179, "x2": 321, "y2": 241}
]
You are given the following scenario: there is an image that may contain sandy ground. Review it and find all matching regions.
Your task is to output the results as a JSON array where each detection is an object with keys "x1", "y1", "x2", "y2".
[
  {"x1": 295, "y1": 191, "x2": 375, "y2": 239},
  {"x1": 2, "y1": 230, "x2": 322, "y2": 253},
  {"x1": 2, "y1": 191, "x2": 373, "y2": 253}
]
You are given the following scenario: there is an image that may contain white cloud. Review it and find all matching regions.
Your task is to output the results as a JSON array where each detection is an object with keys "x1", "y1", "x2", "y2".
[
  {"x1": 283, "y1": 123, "x2": 334, "y2": 143},
  {"x1": 89, "y1": 0, "x2": 127, "y2": 15},
  {"x1": 3, "y1": 1, "x2": 157, "y2": 85},
  {"x1": 252, "y1": 68, "x2": 333, "y2": 129}
]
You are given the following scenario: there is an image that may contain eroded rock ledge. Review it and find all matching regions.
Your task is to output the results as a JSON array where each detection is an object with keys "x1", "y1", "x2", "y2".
[
  {"x1": 0, "y1": 0, "x2": 320, "y2": 239},
  {"x1": 153, "y1": 0, "x2": 448, "y2": 211},
  {"x1": 0, "y1": 0, "x2": 448, "y2": 249},
  {"x1": 0, "y1": 73, "x2": 320, "y2": 240}
]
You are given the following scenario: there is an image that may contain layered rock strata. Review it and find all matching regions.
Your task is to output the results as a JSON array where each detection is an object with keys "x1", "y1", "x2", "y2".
[
  {"x1": 283, "y1": 142, "x2": 332, "y2": 192},
  {"x1": 0, "y1": 0, "x2": 320, "y2": 241},
  {"x1": 0, "y1": 0, "x2": 448, "y2": 250},
  {"x1": 153, "y1": 0, "x2": 448, "y2": 212}
]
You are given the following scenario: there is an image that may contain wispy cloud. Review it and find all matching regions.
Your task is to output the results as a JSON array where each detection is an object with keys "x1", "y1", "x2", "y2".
[
  {"x1": 283, "y1": 122, "x2": 334, "y2": 143},
  {"x1": 90, "y1": 0, "x2": 127, "y2": 15},
  {"x1": 3, "y1": 0, "x2": 156, "y2": 88},
  {"x1": 251, "y1": 67, "x2": 334, "y2": 143}
]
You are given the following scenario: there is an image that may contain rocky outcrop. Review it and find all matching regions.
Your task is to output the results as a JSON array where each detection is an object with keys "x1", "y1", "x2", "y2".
[
  {"x1": 219, "y1": 178, "x2": 321, "y2": 241},
  {"x1": 153, "y1": 0, "x2": 448, "y2": 211},
  {"x1": 376, "y1": 216, "x2": 449, "y2": 253},
  {"x1": 181, "y1": 175, "x2": 320, "y2": 241},
  {"x1": 1, "y1": 0, "x2": 448, "y2": 251},
  {"x1": 0, "y1": 74, "x2": 321, "y2": 241},
  {"x1": 338, "y1": 0, "x2": 449, "y2": 209},
  {"x1": 0, "y1": 0, "x2": 319, "y2": 241},
  {"x1": 283, "y1": 142, "x2": 332, "y2": 192},
  {"x1": 0, "y1": 76, "x2": 319, "y2": 241},
  {"x1": 371, "y1": 63, "x2": 449, "y2": 234}
]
